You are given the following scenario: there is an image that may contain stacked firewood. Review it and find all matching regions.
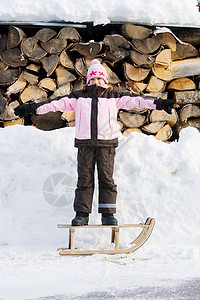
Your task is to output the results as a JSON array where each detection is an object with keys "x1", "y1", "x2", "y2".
[{"x1": 0, "y1": 23, "x2": 200, "y2": 141}]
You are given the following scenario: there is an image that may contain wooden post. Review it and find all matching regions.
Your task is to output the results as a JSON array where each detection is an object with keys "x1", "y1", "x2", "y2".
[
  {"x1": 69, "y1": 227, "x2": 76, "y2": 250},
  {"x1": 111, "y1": 227, "x2": 120, "y2": 250}
]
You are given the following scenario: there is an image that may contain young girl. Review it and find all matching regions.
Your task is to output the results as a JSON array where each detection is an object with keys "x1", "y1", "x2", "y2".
[{"x1": 14, "y1": 59, "x2": 174, "y2": 226}]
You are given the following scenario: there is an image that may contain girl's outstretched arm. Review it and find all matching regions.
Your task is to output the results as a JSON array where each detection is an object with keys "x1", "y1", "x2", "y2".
[
  {"x1": 116, "y1": 95, "x2": 156, "y2": 110},
  {"x1": 36, "y1": 96, "x2": 77, "y2": 115},
  {"x1": 14, "y1": 94, "x2": 78, "y2": 118},
  {"x1": 116, "y1": 95, "x2": 174, "y2": 114}
]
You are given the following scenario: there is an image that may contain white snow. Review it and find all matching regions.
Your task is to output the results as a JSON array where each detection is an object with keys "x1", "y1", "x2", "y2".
[
  {"x1": 0, "y1": 0, "x2": 200, "y2": 298},
  {"x1": 0, "y1": 0, "x2": 200, "y2": 27},
  {"x1": 0, "y1": 125, "x2": 200, "y2": 300}
]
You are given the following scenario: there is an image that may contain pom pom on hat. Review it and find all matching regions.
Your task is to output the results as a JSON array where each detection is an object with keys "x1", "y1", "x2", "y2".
[
  {"x1": 87, "y1": 59, "x2": 108, "y2": 84},
  {"x1": 90, "y1": 59, "x2": 101, "y2": 66}
]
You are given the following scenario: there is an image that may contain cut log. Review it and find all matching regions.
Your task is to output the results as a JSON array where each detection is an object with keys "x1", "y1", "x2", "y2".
[
  {"x1": 27, "y1": 44, "x2": 47, "y2": 62},
  {"x1": 129, "y1": 50, "x2": 155, "y2": 68},
  {"x1": 3, "y1": 118, "x2": 24, "y2": 127},
  {"x1": 20, "y1": 86, "x2": 47, "y2": 103},
  {"x1": 146, "y1": 76, "x2": 166, "y2": 93},
  {"x1": 154, "y1": 32, "x2": 176, "y2": 52},
  {"x1": 31, "y1": 112, "x2": 66, "y2": 131},
  {"x1": 0, "y1": 69, "x2": 19, "y2": 86},
  {"x1": 85, "y1": 57, "x2": 95, "y2": 69},
  {"x1": 188, "y1": 118, "x2": 200, "y2": 129},
  {"x1": 102, "y1": 62, "x2": 121, "y2": 84},
  {"x1": 105, "y1": 45, "x2": 129, "y2": 63},
  {"x1": 57, "y1": 27, "x2": 81, "y2": 42},
  {"x1": 7, "y1": 26, "x2": 26, "y2": 49},
  {"x1": 59, "y1": 50, "x2": 74, "y2": 69},
  {"x1": 119, "y1": 111, "x2": 147, "y2": 128},
  {"x1": 41, "y1": 39, "x2": 67, "y2": 54},
  {"x1": 129, "y1": 107, "x2": 148, "y2": 114},
  {"x1": 174, "y1": 90, "x2": 200, "y2": 105},
  {"x1": 179, "y1": 104, "x2": 200, "y2": 122},
  {"x1": 171, "y1": 43, "x2": 198, "y2": 61},
  {"x1": 71, "y1": 42, "x2": 102, "y2": 57},
  {"x1": 21, "y1": 36, "x2": 47, "y2": 62},
  {"x1": 0, "y1": 100, "x2": 19, "y2": 121},
  {"x1": 38, "y1": 78, "x2": 57, "y2": 91},
  {"x1": 50, "y1": 83, "x2": 71, "y2": 98},
  {"x1": 124, "y1": 62, "x2": 150, "y2": 82},
  {"x1": 35, "y1": 28, "x2": 57, "y2": 42},
  {"x1": 152, "y1": 64, "x2": 173, "y2": 82},
  {"x1": 75, "y1": 57, "x2": 87, "y2": 77},
  {"x1": 155, "y1": 49, "x2": 172, "y2": 67},
  {"x1": 61, "y1": 111, "x2": 75, "y2": 122},
  {"x1": 26, "y1": 63, "x2": 41, "y2": 73},
  {"x1": 1, "y1": 48, "x2": 28, "y2": 68},
  {"x1": 154, "y1": 124, "x2": 173, "y2": 141},
  {"x1": 168, "y1": 78, "x2": 195, "y2": 91},
  {"x1": 142, "y1": 121, "x2": 166, "y2": 134},
  {"x1": 22, "y1": 70, "x2": 38, "y2": 85},
  {"x1": 73, "y1": 79, "x2": 85, "y2": 92},
  {"x1": 150, "y1": 109, "x2": 178, "y2": 127},
  {"x1": 56, "y1": 66, "x2": 76, "y2": 86},
  {"x1": 0, "y1": 88, "x2": 5, "y2": 95},
  {"x1": 0, "y1": 93, "x2": 6, "y2": 113},
  {"x1": 6, "y1": 73, "x2": 27, "y2": 96},
  {"x1": 169, "y1": 57, "x2": 200, "y2": 78},
  {"x1": 173, "y1": 121, "x2": 189, "y2": 136},
  {"x1": 132, "y1": 36, "x2": 161, "y2": 54},
  {"x1": 0, "y1": 60, "x2": 8, "y2": 71},
  {"x1": 144, "y1": 92, "x2": 168, "y2": 99},
  {"x1": 0, "y1": 34, "x2": 7, "y2": 52},
  {"x1": 66, "y1": 120, "x2": 75, "y2": 127},
  {"x1": 127, "y1": 81, "x2": 147, "y2": 94},
  {"x1": 21, "y1": 37, "x2": 38, "y2": 57},
  {"x1": 172, "y1": 28, "x2": 200, "y2": 47},
  {"x1": 40, "y1": 55, "x2": 59, "y2": 77},
  {"x1": 121, "y1": 23, "x2": 152, "y2": 40},
  {"x1": 122, "y1": 127, "x2": 142, "y2": 136},
  {"x1": 103, "y1": 34, "x2": 131, "y2": 49}
]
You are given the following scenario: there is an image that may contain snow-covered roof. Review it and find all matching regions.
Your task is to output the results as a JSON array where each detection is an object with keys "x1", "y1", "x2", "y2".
[{"x1": 0, "y1": 0, "x2": 200, "y2": 28}]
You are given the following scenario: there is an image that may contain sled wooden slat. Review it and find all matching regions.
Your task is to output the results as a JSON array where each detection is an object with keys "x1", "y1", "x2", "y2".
[
  {"x1": 57, "y1": 217, "x2": 155, "y2": 255},
  {"x1": 57, "y1": 223, "x2": 150, "y2": 228}
]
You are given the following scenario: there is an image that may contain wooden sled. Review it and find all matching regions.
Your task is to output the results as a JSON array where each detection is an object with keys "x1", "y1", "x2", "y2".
[{"x1": 57, "y1": 217, "x2": 155, "y2": 255}]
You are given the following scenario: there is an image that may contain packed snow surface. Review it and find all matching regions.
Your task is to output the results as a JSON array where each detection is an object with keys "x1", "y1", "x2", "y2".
[
  {"x1": 0, "y1": 0, "x2": 200, "y2": 27},
  {"x1": 0, "y1": 125, "x2": 200, "y2": 299}
]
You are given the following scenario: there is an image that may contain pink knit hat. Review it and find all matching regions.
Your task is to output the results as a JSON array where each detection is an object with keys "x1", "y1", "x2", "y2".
[{"x1": 87, "y1": 59, "x2": 108, "y2": 84}]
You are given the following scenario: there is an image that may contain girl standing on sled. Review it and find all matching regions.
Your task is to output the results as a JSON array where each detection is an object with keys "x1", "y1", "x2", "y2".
[{"x1": 14, "y1": 59, "x2": 174, "y2": 226}]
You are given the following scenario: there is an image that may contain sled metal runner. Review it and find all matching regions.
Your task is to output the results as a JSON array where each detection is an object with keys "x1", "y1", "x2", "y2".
[{"x1": 57, "y1": 217, "x2": 155, "y2": 255}]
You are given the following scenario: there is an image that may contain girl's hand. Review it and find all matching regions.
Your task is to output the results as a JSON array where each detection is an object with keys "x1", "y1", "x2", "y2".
[
  {"x1": 154, "y1": 97, "x2": 174, "y2": 114},
  {"x1": 14, "y1": 103, "x2": 37, "y2": 118}
]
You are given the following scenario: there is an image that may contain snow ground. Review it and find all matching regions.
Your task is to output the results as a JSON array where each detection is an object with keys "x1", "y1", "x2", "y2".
[{"x1": 0, "y1": 125, "x2": 200, "y2": 299}]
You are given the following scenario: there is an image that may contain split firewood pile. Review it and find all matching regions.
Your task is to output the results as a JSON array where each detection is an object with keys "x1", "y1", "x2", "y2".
[{"x1": 1, "y1": 23, "x2": 200, "y2": 142}]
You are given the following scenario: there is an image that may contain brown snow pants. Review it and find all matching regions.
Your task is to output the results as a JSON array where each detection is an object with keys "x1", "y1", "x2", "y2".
[{"x1": 74, "y1": 146, "x2": 117, "y2": 214}]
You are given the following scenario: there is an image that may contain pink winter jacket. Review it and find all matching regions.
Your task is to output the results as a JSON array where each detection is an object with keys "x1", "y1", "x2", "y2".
[{"x1": 36, "y1": 85, "x2": 156, "y2": 147}]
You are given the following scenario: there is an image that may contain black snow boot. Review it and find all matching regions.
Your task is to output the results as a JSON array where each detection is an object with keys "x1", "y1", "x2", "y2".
[
  {"x1": 101, "y1": 213, "x2": 118, "y2": 226},
  {"x1": 71, "y1": 211, "x2": 89, "y2": 226}
]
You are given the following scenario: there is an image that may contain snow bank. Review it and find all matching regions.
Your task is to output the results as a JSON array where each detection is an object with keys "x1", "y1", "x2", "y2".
[
  {"x1": 0, "y1": 125, "x2": 200, "y2": 300},
  {"x1": 0, "y1": 125, "x2": 200, "y2": 256}
]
